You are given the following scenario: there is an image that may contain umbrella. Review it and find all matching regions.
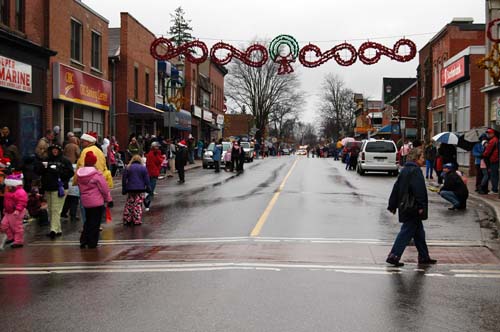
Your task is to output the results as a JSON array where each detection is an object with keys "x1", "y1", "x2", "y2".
[
  {"x1": 341, "y1": 137, "x2": 355, "y2": 146},
  {"x1": 463, "y1": 127, "x2": 488, "y2": 142},
  {"x1": 432, "y1": 132, "x2": 459, "y2": 145},
  {"x1": 457, "y1": 135, "x2": 475, "y2": 151}
]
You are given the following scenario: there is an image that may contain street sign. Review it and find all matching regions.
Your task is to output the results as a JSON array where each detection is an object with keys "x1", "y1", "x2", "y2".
[
  {"x1": 400, "y1": 119, "x2": 406, "y2": 130},
  {"x1": 496, "y1": 108, "x2": 500, "y2": 125}
]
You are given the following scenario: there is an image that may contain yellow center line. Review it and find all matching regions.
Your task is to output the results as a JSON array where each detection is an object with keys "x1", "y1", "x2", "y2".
[{"x1": 250, "y1": 159, "x2": 299, "y2": 237}]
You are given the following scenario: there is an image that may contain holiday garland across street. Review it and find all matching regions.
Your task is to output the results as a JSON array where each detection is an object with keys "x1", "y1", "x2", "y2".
[{"x1": 150, "y1": 34, "x2": 417, "y2": 74}]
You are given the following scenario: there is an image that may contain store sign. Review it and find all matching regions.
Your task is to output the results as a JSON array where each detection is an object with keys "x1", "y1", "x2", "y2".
[
  {"x1": 0, "y1": 55, "x2": 32, "y2": 93},
  {"x1": 203, "y1": 110, "x2": 213, "y2": 122},
  {"x1": 193, "y1": 105, "x2": 202, "y2": 118},
  {"x1": 53, "y1": 63, "x2": 111, "y2": 111},
  {"x1": 441, "y1": 57, "x2": 466, "y2": 87},
  {"x1": 216, "y1": 114, "x2": 224, "y2": 125}
]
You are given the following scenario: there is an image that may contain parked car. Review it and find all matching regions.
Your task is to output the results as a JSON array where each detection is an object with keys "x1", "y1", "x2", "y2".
[
  {"x1": 203, "y1": 142, "x2": 232, "y2": 168},
  {"x1": 240, "y1": 142, "x2": 254, "y2": 162},
  {"x1": 356, "y1": 139, "x2": 399, "y2": 176},
  {"x1": 341, "y1": 141, "x2": 362, "y2": 162},
  {"x1": 281, "y1": 148, "x2": 290, "y2": 155},
  {"x1": 296, "y1": 149, "x2": 307, "y2": 155}
]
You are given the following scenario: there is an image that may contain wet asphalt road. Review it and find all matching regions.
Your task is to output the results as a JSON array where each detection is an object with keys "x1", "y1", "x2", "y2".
[{"x1": 1, "y1": 156, "x2": 500, "y2": 331}]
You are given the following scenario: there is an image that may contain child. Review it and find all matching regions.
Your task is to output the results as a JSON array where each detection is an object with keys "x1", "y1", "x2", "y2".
[
  {"x1": 0, "y1": 173, "x2": 28, "y2": 249},
  {"x1": 224, "y1": 148, "x2": 232, "y2": 172},
  {"x1": 344, "y1": 152, "x2": 351, "y2": 170},
  {"x1": 60, "y1": 165, "x2": 80, "y2": 222},
  {"x1": 77, "y1": 151, "x2": 112, "y2": 249},
  {"x1": 27, "y1": 187, "x2": 48, "y2": 225}
]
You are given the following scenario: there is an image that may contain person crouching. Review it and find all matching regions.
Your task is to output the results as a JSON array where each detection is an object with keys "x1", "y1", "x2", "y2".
[
  {"x1": 77, "y1": 151, "x2": 113, "y2": 249},
  {"x1": 0, "y1": 173, "x2": 28, "y2": 249},
  {"x1": 439, "y1": 163, "x2": 469, "y2": 210}
]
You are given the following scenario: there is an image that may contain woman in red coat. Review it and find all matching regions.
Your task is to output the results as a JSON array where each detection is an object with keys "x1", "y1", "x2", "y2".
[{"x1": 145, "y1": 142, "x2": 164, "y2": 211}]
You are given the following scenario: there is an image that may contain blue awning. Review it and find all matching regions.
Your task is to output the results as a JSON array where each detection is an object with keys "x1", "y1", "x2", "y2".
[
  {"x1": 376, "y1": 124, "x2": 400, "y2": 134},
  {"x1": 128, "y1": 100, "x2": 164, "y2": 116},
  {"x1": 174, "y1": 109, "x2": 192, "y2": 131}
]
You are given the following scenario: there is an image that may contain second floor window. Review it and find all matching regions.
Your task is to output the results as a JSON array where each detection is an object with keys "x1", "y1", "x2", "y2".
[
  {"x1": 15, "y1": 0, "x2": 23, "y2": 31},
  {"x1": 71, "y1": 19, "x2": 83, "y2": 62},
  {"x1": 91, "y1": 31, "x2": 102, "y2": 70},
  {"x1": 0, "y1": 0, "x2": 8, "y2": 25}
]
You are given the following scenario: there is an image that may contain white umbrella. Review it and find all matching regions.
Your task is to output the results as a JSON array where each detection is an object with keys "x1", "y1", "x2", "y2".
[
  {"x1": 341, "y1": 137, "x2": 355, "y2": 146},
  {"x1": 432, "y1": 132, "x2": 459, "y2": 145},
  {"x1": 463, "y1": 127, "x2": 488, "y2": 142}
]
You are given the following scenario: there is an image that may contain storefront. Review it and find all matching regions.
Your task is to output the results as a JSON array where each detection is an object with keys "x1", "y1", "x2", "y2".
[
  {"x1": 191, "y1": 105, "x2": 202, "y2": 140},
  {"x1": 53, "y1": 63, "x2": 111, "y2": 139},
  {"x1": 128, "y1": 100, "x2": 164, "y2": 138},
  {"x1": 0, "y1": 30, "x2": 55, "y2": 156}
]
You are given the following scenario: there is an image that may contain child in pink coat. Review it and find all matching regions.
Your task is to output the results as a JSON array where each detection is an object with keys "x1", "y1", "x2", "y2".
[
  {"x1": 77, "y1": 151, "x2": 112, "y2": 249},
  {"x1": 0, "y1": 173, "x2": 28, "y2": 249}
]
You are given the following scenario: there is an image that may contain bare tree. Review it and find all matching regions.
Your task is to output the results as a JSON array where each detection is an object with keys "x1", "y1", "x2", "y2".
[
  {"x1": 269, "y1": 94, "x2": 303, "y2": 139},
  {"x1": 318, "y1": 74, "x2": 356, "y2": 139},
  {"x1": 225, "y1": 43, "x2": 304, "y2": 140}
]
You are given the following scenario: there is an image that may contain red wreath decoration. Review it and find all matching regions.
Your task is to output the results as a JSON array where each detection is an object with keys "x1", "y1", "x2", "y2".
[
  {"x1": 150, "y1": 37, "x2": 208, "y2": 64},
  {"x1": 358, "y1": 38, "x2": 417, "y2": 65},
  {"x1": 299, "y1": 42, "x2": 358, "y2": 67},
  {"x1": 210, "y1": 42, "x2": 268, "y2": 67},
  {"x1": 487, "y1": 18, "x2": 500, "y2": 42}
]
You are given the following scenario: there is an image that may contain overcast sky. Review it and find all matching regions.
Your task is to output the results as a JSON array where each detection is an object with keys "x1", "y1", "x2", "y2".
[{"x1": 83, "y1": 0, "x2": 485, "y2": 123}]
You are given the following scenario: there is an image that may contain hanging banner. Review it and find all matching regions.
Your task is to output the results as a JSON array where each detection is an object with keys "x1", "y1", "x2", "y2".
[{"x1": 0, "y1": 55, "x2": 32, "y2": 93}]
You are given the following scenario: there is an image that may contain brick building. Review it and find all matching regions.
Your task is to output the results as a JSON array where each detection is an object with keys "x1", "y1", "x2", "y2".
[
  {"x1": 48, "y1": 0, "x2": 110, "y2": 141},
  {"x1": 418, "y1": 18, "x2": 484, "y2": 141},
  {"x1": 386, "y1": 80, "x2": 418, "y2": 143},
  {"x1": 108, "y1": 12, "x2": 161, "y2": 148},
  {"x1": 0, "y1": 0, "x2": 56, "y2": 155}
]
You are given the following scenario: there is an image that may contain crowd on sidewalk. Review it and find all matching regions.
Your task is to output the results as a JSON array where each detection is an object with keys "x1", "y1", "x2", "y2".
[{"x1": 0, "y1": 126, "x2": 206, "y2": 251}]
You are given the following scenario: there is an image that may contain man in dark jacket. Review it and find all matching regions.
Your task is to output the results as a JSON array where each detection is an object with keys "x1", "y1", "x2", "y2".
[
  {"x1": 483, "y1": 128, "x2": 499, "y2": 193},
  {"x1": 387, "y1": 147, "x2": 436, "y2": 267},
  {"x1": 34, "y1": 145, "x2": 74, "y2": 239},
  {"x1": 439, "y1": 163, "x2": 469, "y2": 210},
  {"x1": 175, "y1": 140, "x2": 188, "y2": 183}
]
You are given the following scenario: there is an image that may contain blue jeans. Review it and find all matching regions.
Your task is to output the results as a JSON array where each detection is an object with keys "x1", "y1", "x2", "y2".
[
  {"x1": 144, "y1": 177, "x2": 157, "y2": 208},
  {"x1": 490, "y1": 162, "x2": 499, "y2": 193},
  {"x1": 188, "y1": 150, "x2": 195, "y2": 164},
  {"x1": 425, "y1": 160, "x2": 434, "y2": 178},
  {"x1": 390, "y1": 220, "x2": 430, "y2": 260},
  {"x1": 440, "y1": 190, "x2": 460, "y2": 207}
]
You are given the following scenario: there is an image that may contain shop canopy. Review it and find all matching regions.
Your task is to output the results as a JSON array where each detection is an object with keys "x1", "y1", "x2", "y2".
[
  {"x1": 375, "y1": 124, "x2": 400, "y2": 135},
  {"x1": 128, "y1": 100, "x2": 164, "y2": 116}
]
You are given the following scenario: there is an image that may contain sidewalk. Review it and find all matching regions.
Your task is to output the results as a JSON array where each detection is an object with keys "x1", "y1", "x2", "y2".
[{"x1": 464, "y1": 174, "x2": 500, "y2": 227}]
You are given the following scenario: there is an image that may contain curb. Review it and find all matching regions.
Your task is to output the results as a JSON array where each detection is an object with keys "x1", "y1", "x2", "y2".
[{"x1": 469, "y1": 192, "x2": 500, "y2": 230}]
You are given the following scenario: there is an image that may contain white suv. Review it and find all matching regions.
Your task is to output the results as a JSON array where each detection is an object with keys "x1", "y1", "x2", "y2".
[{"x1": 357, "y1": 139, "x2": 399, "y2": 176}]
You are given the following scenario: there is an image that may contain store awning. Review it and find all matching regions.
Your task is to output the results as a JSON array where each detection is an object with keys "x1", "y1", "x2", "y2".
[
  {"x1": 375, "y1": 124, "x2": 400, "y2": 135},
  {"x1": 128, "y1": 100, "x2": 164, "y2": 115}
]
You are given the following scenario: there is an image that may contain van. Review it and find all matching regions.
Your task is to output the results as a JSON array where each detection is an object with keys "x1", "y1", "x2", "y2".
[{"x1": 357, "y1": 139, "x2": 399, "y2": 176}]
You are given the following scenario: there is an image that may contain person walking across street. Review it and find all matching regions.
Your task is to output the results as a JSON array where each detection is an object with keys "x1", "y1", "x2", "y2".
[
  {"x1": 482, "y1": 128, "x2": 499, "y2": 194},
  {"x1": 77, "y1": 151, "x2": 113, "y2": 248},
  {"x1": 122, "y1": 155, "x2": 150, "y2": 226},
  {"x1": 175, "y1": 140, "x2": 188, "y2": 183},
  {"x1": 387, "y1": 147, "x2": 436, "y2": 267},
  {"x1": 439, "y1": 163, "x2": 469, "y2": 210},
  {"x1": 213, "y1": 139, "x2": 223, "y2": 173},
  {"x1": 424, "y1": 142, "x2": 437, "y2": 180},
  {"x1": 145, "y1": 141, "x2": 164, "y2": 211},
  {"x1": 399, "y1": 140, "x2": 411, "y2": 166},
  {"x1": 34, "y1": 145, "x2": 74, "y2": 239}
]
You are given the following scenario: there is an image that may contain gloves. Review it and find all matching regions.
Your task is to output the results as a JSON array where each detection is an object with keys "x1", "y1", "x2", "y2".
[{"x1": 107, "y1": 201, "x2": 114, "y2": 208}]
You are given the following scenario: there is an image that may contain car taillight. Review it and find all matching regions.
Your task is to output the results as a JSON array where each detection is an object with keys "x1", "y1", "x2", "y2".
[{"x1": 361, "y1": 152, "x2": 365, "y2": 161}]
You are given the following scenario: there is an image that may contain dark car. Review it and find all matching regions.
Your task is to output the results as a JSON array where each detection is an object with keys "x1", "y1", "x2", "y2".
[{"x1": 341, "y1": 141, "x2": 362, "y2": 163}]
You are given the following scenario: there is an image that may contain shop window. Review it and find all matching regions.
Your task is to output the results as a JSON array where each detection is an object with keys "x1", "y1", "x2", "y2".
[
  {"x1": 145, "y1": 72, "x2": 150, "y2": 104},
  {"x1": 91, "y1": 31, "x2": 102, "y2": 71},
  {"x1": 71, "y1": 19, "x2": 83, "y2": 63},
  {"x1": 134, "y1": 66, "x2": 139, "y2": 100},
  {"x1": 0, "y1": 0, "x2": 8, "y2": 25},
  {"x1": 15, "y1": 0, "x2": 24, "y2": 31}
]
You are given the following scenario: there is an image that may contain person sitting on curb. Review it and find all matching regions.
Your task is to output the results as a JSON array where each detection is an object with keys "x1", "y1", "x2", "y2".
[{"x1": 439, "y1": 163, "x2": 469, "y2": 210}]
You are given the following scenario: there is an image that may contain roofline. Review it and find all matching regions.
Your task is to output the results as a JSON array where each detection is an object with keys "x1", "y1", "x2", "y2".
[
  {"x1": 387, "y1": 80, "x2": 417, "y2": 105},
  {"x1": 444, "y1": 45, "x2": 486, "y2": 67},
  {"x1": 74, "y1": 0, "x2": 109, "y2": 24},
  {"x1": 120, "y1": 12, "x2": 156, "y2": 39},
  {"x1": 420, "y1": 22, "x2": 485, "y2": 52}
]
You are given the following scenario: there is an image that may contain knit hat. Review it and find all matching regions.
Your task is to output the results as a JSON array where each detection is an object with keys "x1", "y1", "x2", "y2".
[
  {"x1": 5, "y1": 172, "x2": 23, "y2": 187},
  {"x1": 84, "y1": 151, "x2": 97, "y2": 166},
  {"x1": 486, "y1": 128, "x2": 496, "y2": 134},
  {"x1": 0, "y1": 157, "x2": 11, "y2": 168},
  {"x1": 49, "y1": 144, "x2": 62, "y2": 152},
  {"x1": 178, "y1": 140, "x2": 187, "y2": 147},
  {"x1": 443, "y1": 163, "x2": 456, "y2": 170},
  {"x1": 151, "y1": 141, "x2": 161, "y2": 148},
  {"x1": 81, "y1": 133, "x2": 97, "y2": 143}
]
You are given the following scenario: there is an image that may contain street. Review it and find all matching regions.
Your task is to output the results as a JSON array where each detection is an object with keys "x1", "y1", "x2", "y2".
[{"x1": 1, "y1": 156, "x2": 500, "y2": 332}]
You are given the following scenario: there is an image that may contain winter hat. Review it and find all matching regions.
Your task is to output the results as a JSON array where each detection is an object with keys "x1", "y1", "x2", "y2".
[
  {"x1": 5, "y1": 172, "x2": 23, "y2": 187},
  {"x1": 178, "y1": 140, "x2": 187, "y2": 147},
  {"x1": 151, "y1": 141, "x2": 161, "y2": 148},
  {"x1": 443, "y1": 163, "x2": 456, "y2": 170},
  {"x1": 0, "y1": 157, "x2": 11, "y2": 168},
  {"x1": 80, "y1": 133, "x2": 97, "y2": 144},
  {"x1": 486, "y1": 128, "x2": 496, "y2": 134},
  {"x1": 84, "y1": 151, "x2": 97, "y2": 166}
]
